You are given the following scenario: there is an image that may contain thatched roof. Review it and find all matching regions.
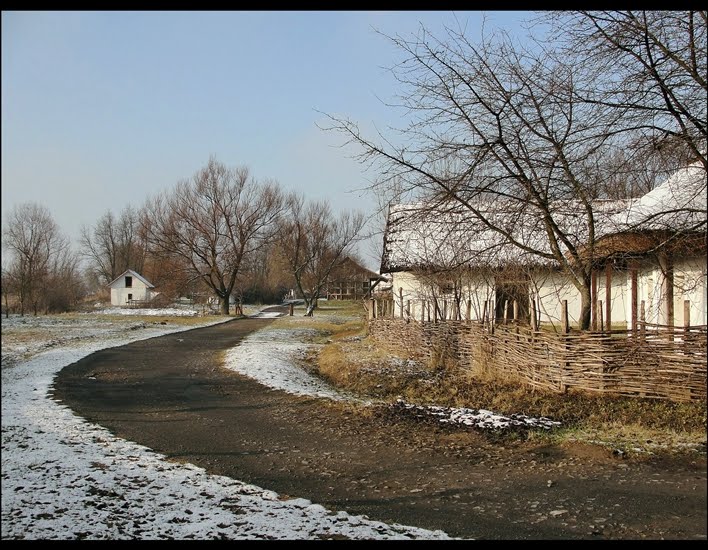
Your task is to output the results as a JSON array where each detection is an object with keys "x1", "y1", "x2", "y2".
[{"x1": 381, "y1": 162, "x2": 707, "y2": 273}]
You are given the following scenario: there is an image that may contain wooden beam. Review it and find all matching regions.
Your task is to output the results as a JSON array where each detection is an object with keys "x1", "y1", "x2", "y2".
[
  {"x1": 561, "y1": 299, "x2": 569, "y2": 334},
  {"x1": 605, "y1": 263, "x2": 612, "y2": 332},
  {"x1": 591, "y1": 269, "x2": 598, "y2": 331},
  {"x1": 630, "y1": 261, "x2": 638, "y2": 335}
]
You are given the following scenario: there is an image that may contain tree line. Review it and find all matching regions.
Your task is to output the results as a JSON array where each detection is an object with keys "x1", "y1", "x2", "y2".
[{"x1": 2, "y1": 156, "x2": 366, "y2": 316}]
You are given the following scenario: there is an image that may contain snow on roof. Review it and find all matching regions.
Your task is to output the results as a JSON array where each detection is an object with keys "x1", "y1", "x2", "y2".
[
  {"x1": 107, "y1": 269, "x2": 155, "y2": 289},
  {"x1": 381, "y1": 199, "x2": 628, "y2": 272},
  {"x1": 613, "y1": 160, "x2": 707, "y2": 232},
  {"x1": 381, "y1": 163, "x2": 707, "y2": 273}
]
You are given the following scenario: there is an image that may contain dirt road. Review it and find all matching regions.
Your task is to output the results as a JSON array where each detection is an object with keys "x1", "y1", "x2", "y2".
[{"x1": 52, "y1": 307, "x2": 707, "y2": 540}]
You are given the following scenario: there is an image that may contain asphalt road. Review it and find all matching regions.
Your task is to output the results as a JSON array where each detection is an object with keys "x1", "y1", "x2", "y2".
[{"x1": 52, "y1": 306, "x2": 707, "y2": 540}]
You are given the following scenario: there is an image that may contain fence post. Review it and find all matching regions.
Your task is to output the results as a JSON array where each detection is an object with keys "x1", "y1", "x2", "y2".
[
  {"x1": 605, "y1": 263, "x2": 612, "y2": 332},
  {"x1": 561, "y1": 300, "x2": 569, "y2": 334},
  {"x1": 640, "y1": 300, "x2": 646, "y2": 342},
  {"x1": 597, "y1": 300, "x2": 604, "y2": 333},
  {"x1": 630, "y1": 261, "x2": 638, "y2": 336},
  {"x1": 406, "y1": 299, "x2": 411, "y2": 320},
  {"x1": 503, "y1": 300, "x2": 510, "y2": 325},
  {"x1": 591, "y1": 270, "x2": 598, "y2": 331},
  {"x1": 530, "y1": 296, "x2": 538, "y2": 333},
  {"x1": 289, "y1": 303, "x2": 294, "y2": 316},
  {"x1": 399, "y1": 288, "x2": 404, "y2": 319},
  {"x1": 684, "y1": 299, "x2": 691, "y2": 355}
]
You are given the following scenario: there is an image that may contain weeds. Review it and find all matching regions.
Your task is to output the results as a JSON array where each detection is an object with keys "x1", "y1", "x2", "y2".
[{"x1": 291, "y1": 301, "x2": 707, "y2": 455}]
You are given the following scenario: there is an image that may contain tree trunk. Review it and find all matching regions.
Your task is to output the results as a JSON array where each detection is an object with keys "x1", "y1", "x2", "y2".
[
  {"x1": 579, "y1": 280, "x2": 592, "y2": 331},
  {"x1": 220, "y1": 294, "x2": 230, "y2": 315}
]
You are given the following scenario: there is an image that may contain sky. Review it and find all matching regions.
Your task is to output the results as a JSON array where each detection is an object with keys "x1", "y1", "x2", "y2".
[
  {"x1": 2, "y1": 304, "x2": 562, "y2": 540},
  {"x1": 1, "y1": 10, "x2": 533, "y2": 271}
]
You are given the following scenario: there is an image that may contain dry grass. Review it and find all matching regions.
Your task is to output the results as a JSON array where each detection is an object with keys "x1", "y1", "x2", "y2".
[{"x1": 291, "y1": 301, "x2": 707, "y2": 455}]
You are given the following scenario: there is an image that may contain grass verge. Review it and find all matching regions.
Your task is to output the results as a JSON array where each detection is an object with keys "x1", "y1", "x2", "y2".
[{"x1": 291, "y1": 301, "x2": 707, "y2": 457}]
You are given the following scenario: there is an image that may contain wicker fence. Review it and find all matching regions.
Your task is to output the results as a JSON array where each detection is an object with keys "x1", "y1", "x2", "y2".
[{"x1": 368, "y1": 317, "x2": 707, "y2": 402}]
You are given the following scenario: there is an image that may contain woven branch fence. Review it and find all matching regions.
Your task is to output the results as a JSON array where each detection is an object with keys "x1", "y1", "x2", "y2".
[{"x1": 368, "y1": 317, "x2": 707, "y2": 402}]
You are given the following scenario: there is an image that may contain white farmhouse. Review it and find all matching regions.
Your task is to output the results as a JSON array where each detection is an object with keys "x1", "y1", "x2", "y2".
[
  {"x1": 380, "y1": 161, "x2": 707, "y2": 330},
  {"x1": 108, "y1": 269, "x2": 157, "y2": 307}
]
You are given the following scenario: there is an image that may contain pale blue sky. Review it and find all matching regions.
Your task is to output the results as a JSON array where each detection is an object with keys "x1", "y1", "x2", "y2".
[{"x1": 2, "y1": 10, "x2": 532, "y2": 270}]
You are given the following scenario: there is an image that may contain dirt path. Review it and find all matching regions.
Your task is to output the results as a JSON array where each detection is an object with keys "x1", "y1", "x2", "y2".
[{"x1": 52, "y1": 307, "x2": 707, "y2": 540}]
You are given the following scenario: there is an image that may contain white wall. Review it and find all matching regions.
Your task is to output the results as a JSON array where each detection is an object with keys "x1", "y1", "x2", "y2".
[
  {"x1": 391, "y1": 257, "x2": 706, "y2": 329},
  {"x1": 531, "y1": 271, "x2": 581, "y2": 328},
  {"x1": 673, "y1": 256, "x2": 707, "y2": 326},
  {"x1": 390, "y1": 271, "x2": 494, "y2": 321},
  {"x1": 110, "y1": 274, "x2": 153, "y2": 306}
]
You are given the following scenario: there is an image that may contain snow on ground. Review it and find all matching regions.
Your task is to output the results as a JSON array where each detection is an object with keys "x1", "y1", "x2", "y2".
[
  {"x1": 1, "y1": 309, "x2": 452, "y2": 540},
  {"x1": 225, "y1": 312, "x2": 562, "y2": 431},
  {"x1": 224, "y1": 326, "x2": 368, "y2": 403}
]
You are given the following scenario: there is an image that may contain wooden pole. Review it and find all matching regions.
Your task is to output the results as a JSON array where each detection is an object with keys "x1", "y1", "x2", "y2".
[
  {"x1": 513, "y1": 300, "x2": 519, "y2": 323},
  {"x1": 406, "y1": 299, "x2": 411, "y2": 320},
  {"x1": 684, "y1": 299, "x2": 691, "y2": 354},
  {"x1": 561, "y1": 299, "x2": 569, "y2": 334},
  {"x1": 597, "y1": 300, "x2": 604, "y2": 333},
  {"x1": 530, "y1": 295, "x2": 538, "y2": 332},
  {"x1": 289, "y1": 303, "x2": 294, "y2": 316},
  {"x1": 399, "y1": 287, "x2": 404, "y2": 319},
  {"x1": 640, "y1": 300, "x2": 646, "y2": 342},
  {"x1": 591, "y1": 269, "x2": 598, "y2": 331},
  {"x1": 605, "y1": 263, "x2": 612, "y2": 332},
  {"x1": 466, "y1": 300, "x2": 472, "y2": 323},
  {"x1": 630, "y1": 261, "x2": 638, "y2": 335},
  {"x1": 663, "y1": 254, "x2": 674, "y2": 341},
  {"x1": 503, "y1": 299, "x2": 509, "y2": 325}
]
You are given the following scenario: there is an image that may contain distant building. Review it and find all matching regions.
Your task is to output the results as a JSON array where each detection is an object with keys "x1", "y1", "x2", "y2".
[
  {"x1": 107, "y1": 269, "x2": 158, "y2": 306},
  {"x1": 326, "y1": 257, "x2": 389, "y2": 300}
]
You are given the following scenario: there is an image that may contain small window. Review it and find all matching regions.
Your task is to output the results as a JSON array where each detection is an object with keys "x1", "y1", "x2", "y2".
[
  {"x1": 125, "y1": 276, "x2": 133, "y2": 288},
  {"x1": 128, "y1": 293, "x2": 133, "y2": 301}
]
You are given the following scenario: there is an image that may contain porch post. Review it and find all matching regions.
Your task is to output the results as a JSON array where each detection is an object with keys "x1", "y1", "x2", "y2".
[
  {"x1": 630, "y1": 260, "x2": 638, "y2": 335},
  {"x1": 605, "y1": 263, "x2": 612, "y2": 332},
  {"x1": 591, "y1": 269, "x2": 598, "y2": 331}
]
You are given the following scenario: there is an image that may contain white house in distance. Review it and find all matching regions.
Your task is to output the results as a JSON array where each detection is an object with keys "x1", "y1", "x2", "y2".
[
  {"x1": 108, "y1": 269, "x2": 158, "y2": 306},
  {"x1": 380, "y1": 161, "x2": 707, "y2": 330}
]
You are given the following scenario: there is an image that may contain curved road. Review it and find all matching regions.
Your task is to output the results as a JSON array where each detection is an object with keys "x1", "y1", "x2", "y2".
[{"x1": 52, "y1": 306, "x2": 707, "y2": 540}]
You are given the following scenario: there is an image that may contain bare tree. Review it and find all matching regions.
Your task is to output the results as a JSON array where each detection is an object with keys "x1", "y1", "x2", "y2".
[
  {"x1": 2, "y1": 202, "x2": 73, "y2": 315},
  {"x1": 542, "y1": 10, "x2": 707, "y2": 171},
  {"x1": 141, "y1": 157, "x2": 285, "y2": 315},
  {"x1": 323, "y1": 13, "x2": 706, "y2": 330},
  {"x1": 80, "y1": 204, "x2": 147, "y2": 285},
  {"x1": 44, "y1": 244, "x2": 84, "y2": 313},
  {"x1": 278, "y1": 194, "x2": 366, "y2": 315}
]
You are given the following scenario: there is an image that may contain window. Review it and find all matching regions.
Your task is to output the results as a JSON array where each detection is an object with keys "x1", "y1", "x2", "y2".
[
  {"x1": 125, "y1": 276, "x2": 133, "y2": 288},
  {"x1": 128, "y1": 293, "x2": 133, "y2": 301}
]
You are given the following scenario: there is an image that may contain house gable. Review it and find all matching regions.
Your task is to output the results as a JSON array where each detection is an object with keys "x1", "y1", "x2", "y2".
[{"x1": 107, "y1": 269, "x2": 155, "y2": 290}]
